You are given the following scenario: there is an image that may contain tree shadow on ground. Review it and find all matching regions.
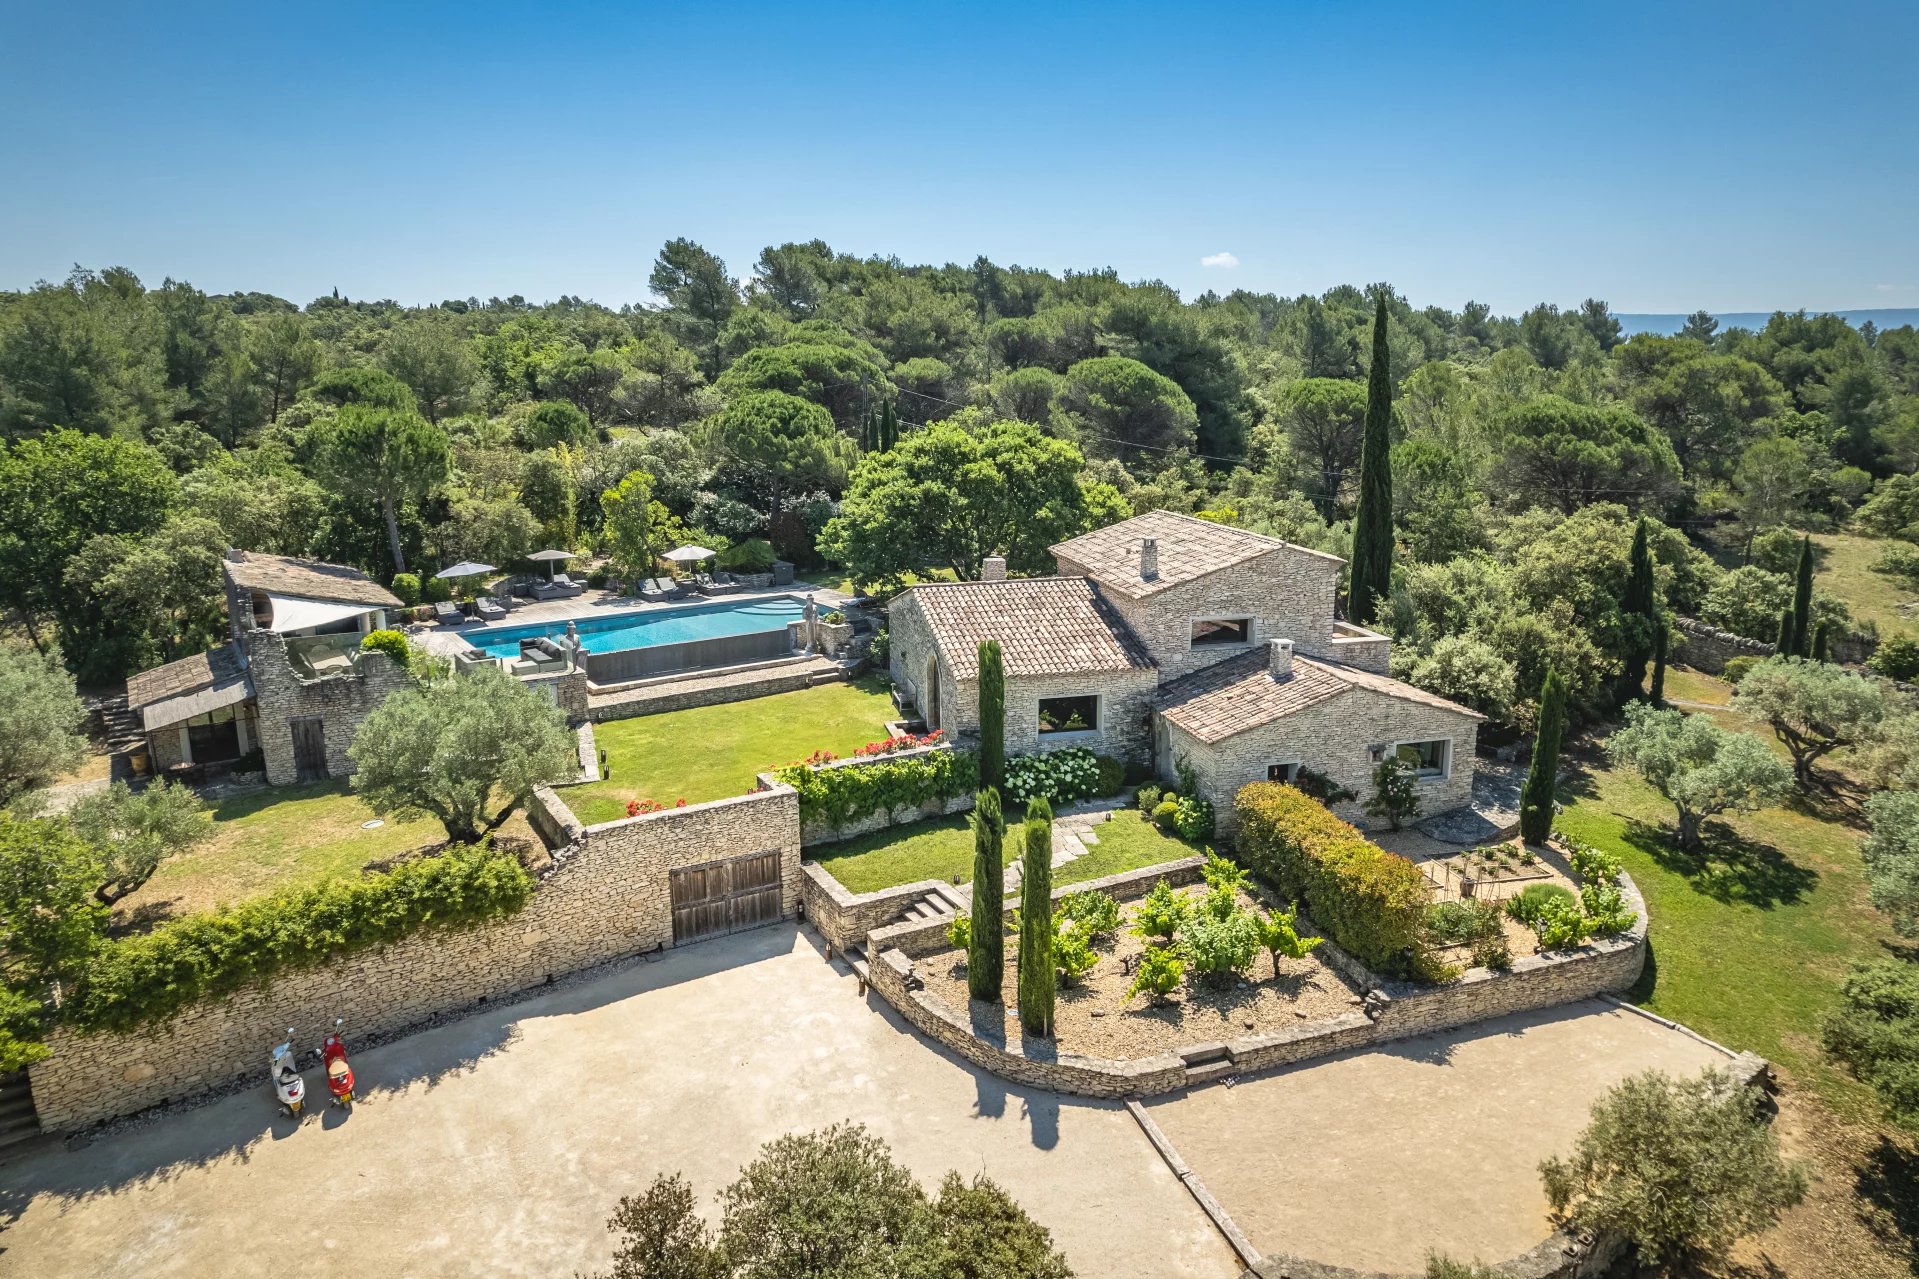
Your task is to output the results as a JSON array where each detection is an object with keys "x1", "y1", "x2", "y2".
[
  {"x1": 1855, "y1": 1135, "x2": 1919, "y2": 1276},
  {"x1": 1784, "y1": 780, "x2": 1869, "y2": 830},
  {"x1": 1620, "y1": 819, "x2": 1817, "y2": 909}
]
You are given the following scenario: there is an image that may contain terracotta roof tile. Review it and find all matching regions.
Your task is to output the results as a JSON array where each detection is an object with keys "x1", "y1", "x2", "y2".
[
  {"x1": 900, "y1": 578, "x2": 1154, "y2": 679},
  {"x1": 1155, "y1": 650, "x2": 1482, "y2": 744},
  {"x1": 1049, "y1": 510, "x2": 1343, "y2": 600},
  {"x1": 223, "y1": 550, "x2": 401, "y2": 608}
]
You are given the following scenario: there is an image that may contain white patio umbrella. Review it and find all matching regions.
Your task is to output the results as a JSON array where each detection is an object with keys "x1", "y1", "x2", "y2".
[
  {"x1": 662, "y1": 545, "x2": 717, "y2": 563},
  {"x1": 525, "y1": 548, "x2": 577, "y2": 581},
  {"x1": 434, "y1": 561, "x2": 497, "y2": 579}
]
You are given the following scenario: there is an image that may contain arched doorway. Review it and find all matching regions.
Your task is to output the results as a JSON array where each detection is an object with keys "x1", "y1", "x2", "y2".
[{"x1": 924, "y1": 655, "x2": 941, "y2": 731}]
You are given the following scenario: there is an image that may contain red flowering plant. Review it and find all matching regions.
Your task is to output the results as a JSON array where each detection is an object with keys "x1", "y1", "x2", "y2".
[
  {"x1": 851, "y1": 730, "x2": 945, "y2": 759},
  {"x1": 625, "y1": 798, "x2": 667, "y2": 817}
]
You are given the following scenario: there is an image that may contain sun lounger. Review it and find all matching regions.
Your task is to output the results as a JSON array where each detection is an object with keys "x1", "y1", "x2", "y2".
[
  {"x1": 475, "y1": 597, "x2": 507, "y2": 621},
  {"x1": 435, "y1": 600, "x2": 467, "y2": 625}
]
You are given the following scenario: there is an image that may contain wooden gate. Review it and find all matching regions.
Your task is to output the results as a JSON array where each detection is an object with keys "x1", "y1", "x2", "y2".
[
  {"x1": 669, "y1": 849, "x2": 783, "y2": 945},
  {"x1": 290, "y1": 716, "x2": 328, "y2": 783}
]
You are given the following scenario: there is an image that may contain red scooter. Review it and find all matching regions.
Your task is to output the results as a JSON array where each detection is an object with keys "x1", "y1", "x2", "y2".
[{"x1": 317, "y1": 1017, "x2": 356, "y2": 1110}]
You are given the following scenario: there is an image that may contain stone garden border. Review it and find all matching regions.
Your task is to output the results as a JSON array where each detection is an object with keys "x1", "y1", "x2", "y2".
[
  {"x1": 859, "y1": 861, "x2": 1654, "y2": 1101},
  {"x1": 757, "y1": 740, "x2": 975, "y2": 847}
]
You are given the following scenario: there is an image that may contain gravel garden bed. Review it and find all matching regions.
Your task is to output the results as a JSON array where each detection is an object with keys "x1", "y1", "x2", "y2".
[{"x1": 918, "y1": 883, "x2": 1367, "y2": 1061}]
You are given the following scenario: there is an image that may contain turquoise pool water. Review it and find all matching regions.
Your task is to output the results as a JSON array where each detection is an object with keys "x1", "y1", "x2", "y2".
[{"x1": 466, "y1": 596, "x2": 809, "y2": 660}]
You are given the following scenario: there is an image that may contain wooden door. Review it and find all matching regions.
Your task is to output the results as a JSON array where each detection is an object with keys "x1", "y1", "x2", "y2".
[
  {"x1": 290, "y1": 716, "x2": 328, "y2": 782},
  {"x1": 669, "y1": 849, "x2": 782, "y2": 945}
]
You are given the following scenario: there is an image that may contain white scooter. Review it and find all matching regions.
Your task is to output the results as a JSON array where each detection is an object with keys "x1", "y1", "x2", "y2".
[{"x1": 271, "y1": 1029, "x2": 306, "y2": 1118}]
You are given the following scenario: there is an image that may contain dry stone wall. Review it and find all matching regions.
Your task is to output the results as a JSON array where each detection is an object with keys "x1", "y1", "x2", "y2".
[
  {"x1": 1672, "y1": 616, "x2": 1774, "y2": 675},
  {"x1": 766, "y1": 742, "x2": 977, "y2": 846},
  {"x1": 29, "y1": 786, "x2": 801, "y2": 1132}
]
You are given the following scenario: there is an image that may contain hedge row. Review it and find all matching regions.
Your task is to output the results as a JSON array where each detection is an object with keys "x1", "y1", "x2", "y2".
[
  {"x1": 1233, "y1": 782, "x2": 1428, "y2": 978},
  {"x1": 69, "y1": 842, "x2": 534, "y2": 1034},
  {"x1": 773, "y1": 748, "x2": 979, "y2": 828}
]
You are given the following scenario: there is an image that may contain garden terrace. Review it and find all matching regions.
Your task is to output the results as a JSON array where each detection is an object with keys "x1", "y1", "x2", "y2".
[
  {"x1": 111, "y1": 780, "x2": 540, "y2": 926},
  {"x1": 558, "y1": 676, "x2": 898, "y2": 824},
  {"x1": 809, "y1": 802, "x2": 1201, "y2": 895}
]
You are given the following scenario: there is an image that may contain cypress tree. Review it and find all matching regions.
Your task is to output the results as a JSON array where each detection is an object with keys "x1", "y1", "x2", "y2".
[
  {"x1": 1789, "y1": 535, "x2": 1814, "y2": 657},
  {"x1": 1017, "y1": 797, "x2": 1055, "y2": 1038},
  {"x1": 1812, "y1": 619, "x2": 1830, "y2": 662},
  {"x1": 1348, "y1": 294, "x2": 1394, "y2": 625},
  {"x1": 861, "y1": 408, "x2": 875, "y2": 453},
  {"x1": 1650, "y1": 620, "x2": 1669, "y2": 707},
  {"x1": 1775, "y1": 608, "x2": 1793, "y2": 654},
  {"x1": 977, "y1": 640, "x2": 1005, "y2": 790},
  {"x1": 1620, "y1": 516, "x2": 1657, "y2": 699},
  {"x1": 967, "y1": 787, "x2": 1005, "y2": 1002},
  {"x1": 1519, "y1": 669, "x2": 1567, "y2": 844},
  {"x1": 880, "y1": 399, "x2": 899, "y2": 451}
]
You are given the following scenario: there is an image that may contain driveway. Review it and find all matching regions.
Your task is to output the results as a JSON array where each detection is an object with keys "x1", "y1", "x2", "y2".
[
  {"x1": 1143, "y1": 999, "x2": 1733, "y2": 1273},
  {"x1": 0, "y1": 927, "x2": 1237, "y2": 1279}
]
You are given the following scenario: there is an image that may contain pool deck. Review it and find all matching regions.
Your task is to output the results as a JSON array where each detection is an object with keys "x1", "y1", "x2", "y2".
[{"x1": 411, "y1": 581, "x2": 854, "y2": 659}]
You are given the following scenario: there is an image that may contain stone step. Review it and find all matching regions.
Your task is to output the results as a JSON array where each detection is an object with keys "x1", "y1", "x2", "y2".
[
  {"x1": 1184, "y1": 1060, "x2": 1236, "y2": 1087},
  {"x1": 1178, "y1": 1042, "x2": 1231, "y2": 1067},
  {"x1": 929, "y1": 881, "x2": 971, "y2": 915}
]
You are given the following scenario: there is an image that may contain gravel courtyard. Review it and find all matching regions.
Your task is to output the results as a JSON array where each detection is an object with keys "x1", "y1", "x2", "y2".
[
  {"x1": 0, "y1": 927, "x2": 1237, "y2": 1279},
  {"x1": 1145, "y1": 999, "x2": 1736, "y2": 1273}
]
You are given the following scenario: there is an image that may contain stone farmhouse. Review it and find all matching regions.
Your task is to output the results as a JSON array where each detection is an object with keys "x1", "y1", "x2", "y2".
[
  {"x1": 125, "y1": 549, "x2": 410, "y2": 787},
  {"x1": 886, "y1": 510, "x2": 1481, "y2": 836}
]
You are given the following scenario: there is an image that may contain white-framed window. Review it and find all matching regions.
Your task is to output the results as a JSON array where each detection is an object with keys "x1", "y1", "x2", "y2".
[
  {"x1": 1266, "y1": 761, "x2": 1302, "y2": 783},
  {"x1": 1394, "y1": 739, "x2": 1450, "y2": 779},
  {"x1": 1190, "y1": 617, "x2": 1253, "y2": 647},
  {"x1": 1037, "y1": 694, "x2": 1100, "y2": 736}
]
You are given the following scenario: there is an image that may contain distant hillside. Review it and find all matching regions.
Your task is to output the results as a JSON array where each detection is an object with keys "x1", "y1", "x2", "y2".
[{"x1": 1619, "y1": 308, "x2": 1919, "y2": 336}]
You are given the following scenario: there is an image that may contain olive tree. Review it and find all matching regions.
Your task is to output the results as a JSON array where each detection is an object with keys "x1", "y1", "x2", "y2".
[
  {"x1": 1605, "y1": 704, "x2": 1791, "y2": 850},
  {"x1": 1541, "y1": 1068, "x2": 1807, "y2": 1263},
  {"x1": 1732, "y1": 656, "x2": 1895, "y2": 788},
  {"x1": 66, "y1": 779, "x2": 211, "y2": 905},
  {"x1": 1861, "y1": 790, "x2": 1919, "y2": 937},
  {"x1": 0, "y1": 645, "x2": 88, "y2": 807},
  {"x1": 348, "y1": 665, "x2": 576, "y2": 844}
]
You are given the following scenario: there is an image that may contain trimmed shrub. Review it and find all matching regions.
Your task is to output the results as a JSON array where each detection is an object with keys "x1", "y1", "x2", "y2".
[
  {"x1": 70, "y1": 843, "x2": 532, "y2": 1033},
  {"x1": 1233, "y1": 783, "x2": 1428, "y2": 977},
  {"x1": 1092, "y1": 754, "x2": 1126, "y2": 798},
  {"x1": 774, "y1": 749, "x2": 979, "y2": 828},
  {"x1": 388, "y1": 572, "x2": 421, "y2": 605},
  {"x1": 1151, "y1": 798, "x2": 1180, "y2": 831},
  {"x1": 1721, "y1": 655, "x2": 1760, "y2": 685},
  {"x1": 359, "y1": 628, "x2": 412, "y2": 667},
  {"x1": 1135, "y1": 784, "x2": 1162, "y2": 816},
  {"x1": 1508, "y1": 882, "x2": 1578, "y2": 926},
  {"x1": 420, "y1": 572, "x2": 452, "y2": 604}
]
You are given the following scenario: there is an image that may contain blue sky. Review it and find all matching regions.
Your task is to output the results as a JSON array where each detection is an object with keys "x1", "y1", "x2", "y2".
[{"x1": 2, "y1": 1, "x2": 1915, "y2": 314}]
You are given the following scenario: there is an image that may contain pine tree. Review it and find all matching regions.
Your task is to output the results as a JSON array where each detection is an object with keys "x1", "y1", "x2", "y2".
[
  {"x1": 1519, "y1": 669, "x2": 1568, "y2": 844},
  {"x1": 968, "y1": 787, "x2": 1005, "y2": 1002},
  {"x1": 1348, "y1": 294, "x2": 1394, "y2": 625},
  {"x1": 1789, "y1": 535, "x2": 1814, "y2": 657},
  {"x1": 1620, "y1": 517, "x2": 1658, "y2": 699},
  {"x1": 1775, "y1": 609, "x2": 1793, "y2": 654},
  {"x1": 1017, "y1": 798, "x2": 1055, "y2": 1038},
  {"x1": 977, "y1": 640, "x2": 1005, "y2": 790},
  {"x1": 1650, "y1": 620, "x2": 1669, "y2": 707},
  {"x1": 1812, "y1": 619, "x2": 1829, "y2": 662}
]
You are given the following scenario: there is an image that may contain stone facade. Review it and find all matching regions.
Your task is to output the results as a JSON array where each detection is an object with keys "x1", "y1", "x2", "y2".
[
  {"x1": 29, "y1": 785, "x2": 802, "y2": 1131},
  {"x1": 1163, "y1": 686, "x2": 1477, "y2": 838},
  {"x1": 859, "y1": 864, "x2": 1652, "y2": 1102},
  {"x1": 1058, "y1": 544, "x2": 1342, "y2": 683},
  {"x1": 519, "y1": 665, "x2": 589, "y2": 723},
  {"x1": 244, "y1": 630, "x2": 414, "y2": 787}
]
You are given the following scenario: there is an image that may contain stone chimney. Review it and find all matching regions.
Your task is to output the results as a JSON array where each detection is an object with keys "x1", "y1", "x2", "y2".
[
  {"x1": 225, "y1": 547, "x2": 245, "y2": 563},
  {"x1": 1139, "y1": 537, "x2": 1159, "y2": 581},
  {"x1": 1269, "y1": 637, "x2": 1294, "y2": 679},
  {"x1": 981, "y1": 555, "x2": 1007, "y2": 582}
]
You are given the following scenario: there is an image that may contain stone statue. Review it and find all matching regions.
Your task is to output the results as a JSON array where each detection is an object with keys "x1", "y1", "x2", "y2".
[
  {"x1": 803, "y1": 593, "x2": 819, "y2": 654},
  {"x1": 564, "y1": 620, "x2": 583, "y2": 670}
]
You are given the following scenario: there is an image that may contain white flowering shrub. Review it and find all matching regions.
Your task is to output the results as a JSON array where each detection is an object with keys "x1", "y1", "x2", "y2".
[{"x1": 1004, "y1": 748, "x2": 1102, "y2": 806}]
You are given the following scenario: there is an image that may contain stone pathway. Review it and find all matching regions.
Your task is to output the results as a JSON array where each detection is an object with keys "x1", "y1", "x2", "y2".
[{"x1": 1006, "y1": 797, "x2": 1129, "y2": 890}]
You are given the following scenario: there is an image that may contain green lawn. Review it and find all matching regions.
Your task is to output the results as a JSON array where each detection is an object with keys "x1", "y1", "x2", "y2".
[
  {"x1": 119, "y1": 781, "x2": 451, "y2": 921},
  {"x1": 564, "y1": 677, "x2": 899, "y2": 824},
  {"x1": 809, "y1": 805, "x2": 1199, "y2": 895},
  {"x1": 1556, "y1": 745, "x2": 1896, "y2": 1122},
  {"x1": 1814, "y1": 529, "x2": 1914, "y2": 639}
]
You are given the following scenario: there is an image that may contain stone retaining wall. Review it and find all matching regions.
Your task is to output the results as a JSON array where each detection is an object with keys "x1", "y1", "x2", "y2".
[
  {"x1": 29, "y1": 786, "x2": 802, "y2": 1132},
  {"x1": 526, "y1": 782, "x2": 586, "y2": 850},
  {"x1": 799, "y1": 864, "x2": 951, "y2": 954},
  {"x1": 769, "y1": 742, "x2": 976, "y2": 847},
  {"x1": 1672, "y1": 616, "x2": 1774, "y2": 674},
  {"x1": 862, "y1": 864, "x2": 1650, "y2": 1101}
]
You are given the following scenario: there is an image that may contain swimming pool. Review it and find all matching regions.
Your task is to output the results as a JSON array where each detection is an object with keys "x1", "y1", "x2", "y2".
[{"x1": 466, "y1": 596, "x2": 810, "y2": 661}]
